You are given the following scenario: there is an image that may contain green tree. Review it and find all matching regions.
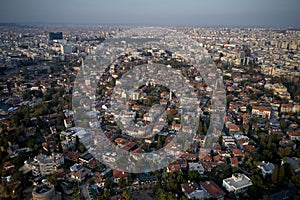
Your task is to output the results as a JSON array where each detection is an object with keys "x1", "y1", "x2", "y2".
[
  {"x1": 118, "y1": 177, "x2": 127, "y2": 189},
  {"x1": 103, "y1": 189, "x2": 111, "y2": 199},
  {"x1": 251, "y1": 175, "x2": 263, "y2": 188},
  {"x1": 262, "y1": 149, "x2": 273, "y2": 160},
  {"x1": 271, "y1": 166, "x2": 279, "y2": 184},
  {"x1": 187, "y1": 170, "x2": 200, "y2": 181},
  {"x1": 278, "y1": 166, "x2": 285, "y2": 183},
  {"x1": 122, "y1": 190, "x2": 135, "y2": 200}
]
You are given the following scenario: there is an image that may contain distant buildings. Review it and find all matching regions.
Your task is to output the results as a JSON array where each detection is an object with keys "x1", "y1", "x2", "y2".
[{"x1": 49, "y1": 32, "x2": 63, "y2": 40}]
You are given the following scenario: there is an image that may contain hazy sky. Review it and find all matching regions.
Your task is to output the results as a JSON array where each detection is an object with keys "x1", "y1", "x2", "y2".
[{"x1": 0, "y1": 0, "x2": 299, "y2": 27}]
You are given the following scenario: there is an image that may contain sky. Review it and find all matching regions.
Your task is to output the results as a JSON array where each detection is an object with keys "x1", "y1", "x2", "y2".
[{"x1": 0, "y1": 0, "x2": 299, "y2": 27}]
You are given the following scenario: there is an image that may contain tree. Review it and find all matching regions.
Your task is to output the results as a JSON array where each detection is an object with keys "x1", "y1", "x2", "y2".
[
  {"x1": 122, "y1": 190, "x2": 135, "y2": 200},
  {"x1": 248, "y1": 186, "x2": 263, "y2": 199},
  {"x1": 72, "y1": 186, "x2": 84, "y2": 200},
  {"x1": 262, "y1": 149, "x2": 273, "y2": 160},
  {"x1": 278, "y1": 166, "x2": 285, "y2": 183},
  {"x1": 47, "y1": 174, "x2": 58, "y2": 185},
  {"x1": 251, "y1": 175, "x2": 263, "y2": 188},
  {"x1": 104, "y1": 178, "x2": 113, "y2": 189},
  {"x1": 103, "y1": 189, "x2": 111, "y2": 199},
  {"x1": 188, "y1": 171, "x2": 200, "y2": 181},
  {"x1": 118, "y1": 177, "x2": 127, "y2": 189},
  {"x1": 271, "y1": 166, "x2": 278, "y2": 184},
  {"x1": 88, "y1": 179, "x2": 95, "y2": 185},
  {"x1": 280, "y1": 120, "x2": 287, "y2": 131},
  {"x1": 278, "y1": 147, "x2": 292, "y2": 158}
]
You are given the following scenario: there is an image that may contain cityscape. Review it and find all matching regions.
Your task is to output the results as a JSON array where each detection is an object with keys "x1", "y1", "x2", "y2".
[{"x1": 0, "y1": 1, "x2": 300, "y2": 200}]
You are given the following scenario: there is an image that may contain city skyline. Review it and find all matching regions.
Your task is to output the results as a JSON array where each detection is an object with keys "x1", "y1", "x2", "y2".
[{"x1": 0, "y1": 0, "x2": 300, "y2": 27}]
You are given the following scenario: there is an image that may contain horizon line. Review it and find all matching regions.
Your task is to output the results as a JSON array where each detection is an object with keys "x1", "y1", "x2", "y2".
[{"x1": 0, "y1": 22, "x2": 299, "y2": 30}]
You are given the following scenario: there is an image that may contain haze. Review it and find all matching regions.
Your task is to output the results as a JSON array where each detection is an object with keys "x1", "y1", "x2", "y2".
[{"x1": 0, "y1": 0, "x2": 299, "y2": 27}]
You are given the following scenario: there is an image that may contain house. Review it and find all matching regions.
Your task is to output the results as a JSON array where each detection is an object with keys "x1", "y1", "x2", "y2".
[
  {"x1": 222, "y1": 173, "x2": 252, "y2": 193},
  {"x1": 287, "y1": 132, "x2": 300, "y2": 141},
  {"x1": 122, "y1": 141, "x2": 137, "y2": 151},
  {"x1": 79, "y1": 152, "x2": 94, "y2": 164},
  {"x1": 242, "y1": 145, "x2": 257, "y2": 152},
  {"x1": 181, "y1": 181, "x2": 204, "y2": 199},
  {"x1": 3, "y1": 162, "x2": 15, "y2": 171},
  {"x1": 64, "y1": 150, "x2": 82, "y2": 162},
  {"x1": 200, "y1": 181, "x2": 226, "y2": 200},
  {"x1": 112, "y1": 169, "x2": 129, "y2": 183},
  {"x1": 181, "y1": 152, "x2": 198, "y2": 161},
  {"x1": 177, "y1": 157, "x2": 188, "y2": 170},
  {"x1": 231, "y1": 149, "x2": 244, "y2": 161},
  {"x1": 227, "y1": 124, "x2": 240, "y2": 133},
  {"x1": 222, "y1": 136, "x2": 236, "y2": 148},
  {"x1": 24, "y1": 127, "x2": 37, "y2": 137},
  {"x1": 257, "y1": 161, "x2": 275, "y2": 177},
  {"x1": 64, "y1": 118, "x2": 73, "y2": 128},
  {"x1": 280, "y1": 104, "x2": 293, "y2": 113},
  {"x1": 70, "y1": 167, "x2": 91, "y2": 182},
  {"x1": 167, "y1": 163, "x2": 182, "y2": 173},
  {"x1": 252, "y1": 106, "x2": 271, "y2": 119},
  {"x1": 230, "y1": 157, "x2": 239, "y2": 167},
  {"x1": 188, "y1": 162, "x2": 205, "y2": 175},
  {"x1": 199, "y1": 147, "x2": 211, "y2": 160}
]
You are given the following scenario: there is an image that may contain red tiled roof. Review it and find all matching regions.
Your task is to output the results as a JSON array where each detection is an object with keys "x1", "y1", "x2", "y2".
[
  {"x1": 167, "y1": 163, "x2": 182, "y2": 173},
  {"x1": 202, "y1": 155, "x2": 212, "y2": 162},
  {"x1": 232, "y1": 148, "x2": 244, "y2": 156},
  {"x1": 122, "y1": 142, "x2": 137, "y2": 151},
  {"x1": 132, "y1": 147, "x2": 144, "y2": 153},
  {"x1": 202, "y1": 161, "x2": 212, "y2": 170},
  {"x1": 243, "y1": 145, "x2": 256, "y2": 152},
  {"x1": 252, "y1": 106, "x2": 271, "y2": 112},
  {"x1": 181, "y1": 182, "x2": 200, "y2": 195},
  {"x1": 213, "y1": 155, "x2": 222, "y2": 162},
  {"x1": 228, "y1": 124, "x2": 240, "y2": 131},
  {"x1": 200, "y1": 181, "x2": 226, "y2": 198},
  {"x1": 230, "y1": 157, "x2": 239, "y2": 165},
  {"x1": 112, "y1": 169, "x2": 128, "y2": 179},
  {"x1": 287, "y1": 132, "x2": 300, "y2": 137},
  {"x1": 181, "y1": 152, "x2": 198, "y2": 160}
]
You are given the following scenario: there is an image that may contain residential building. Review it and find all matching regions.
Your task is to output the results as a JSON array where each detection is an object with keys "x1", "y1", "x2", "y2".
[
  {"x1": 200, "y1": 181, "x2": 226, "y2": 200},
  {"x1": 181, "y1": 181, "x2": 204, "y2": 199},
  {"x1": 222, "y1": 173, "x2": 252, "y2": 193}
]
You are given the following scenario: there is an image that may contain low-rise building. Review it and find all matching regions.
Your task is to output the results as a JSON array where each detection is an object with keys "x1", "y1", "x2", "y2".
[
  {"x1": 257, "y1": 161, "x2": 275, "y2": 177},
  {"x1": 222, "y1": 173, "x2": 252, "y2": 194},
  {"x1": 181, "y1": 181, "x2": 204, "y2": 199},
  {"x1": 252, "y1": 106, "x2": 271, "y2": 119},
  {"x1": 200, "y1": 181, "x2": 226, "y2": 200},
  {"x1": 188, "y1": 162, "x2": 205, "y2": 175}
]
